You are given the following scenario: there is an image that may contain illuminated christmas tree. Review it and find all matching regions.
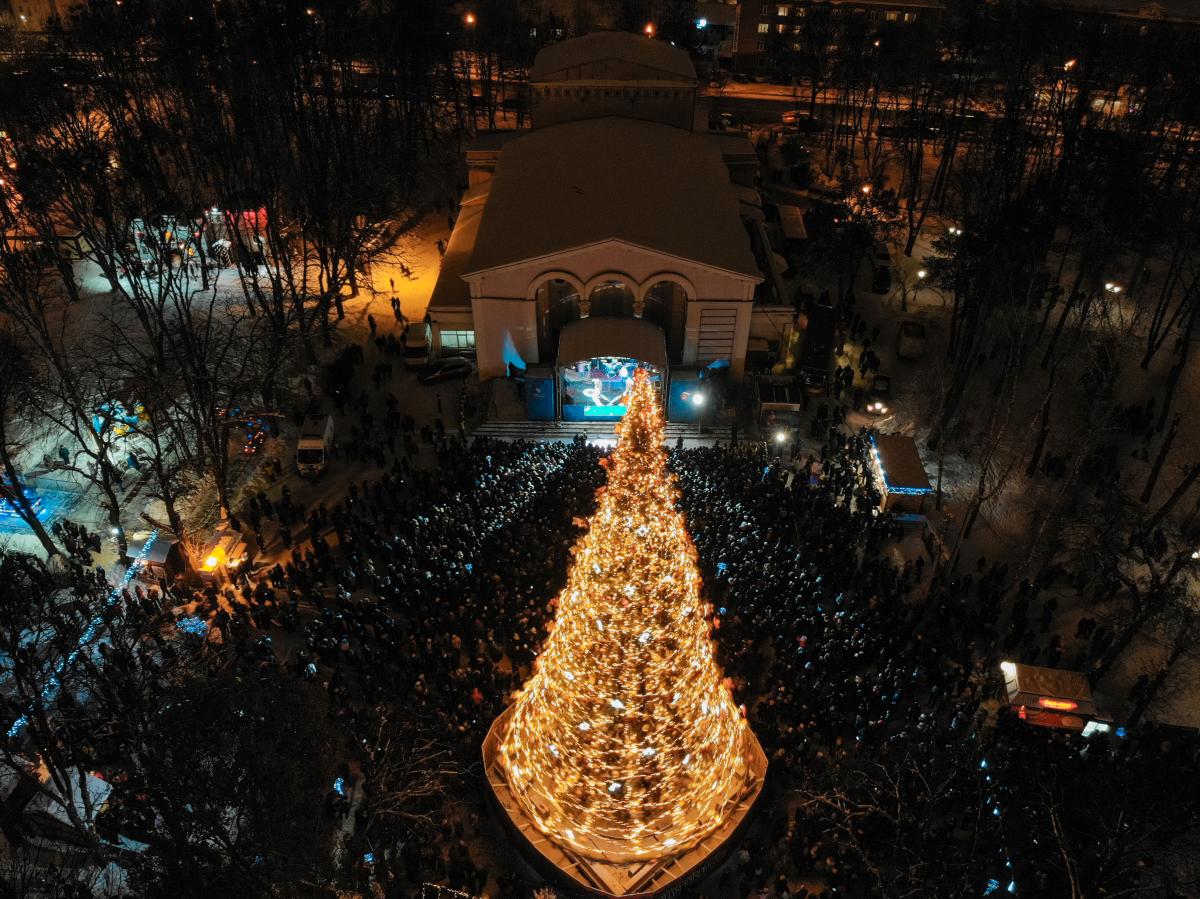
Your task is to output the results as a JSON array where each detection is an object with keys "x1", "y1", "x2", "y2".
[{"x1": 490, "y1": 369, "x2": 764, "y2": 870}]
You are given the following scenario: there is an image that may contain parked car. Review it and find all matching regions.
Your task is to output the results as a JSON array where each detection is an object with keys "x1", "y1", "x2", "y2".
[
  {"x1": 798, "y1": 303, "x2": 837, "y2": 394},
  {"x1": 403, "y1": 322, "x2": 432, "y2": 370},
  {"x1": 864, "y1": 374, "x2": 891, "y2": 416},
  {"x1": 870, "y1": 266, "x2": 891, "y2": 294},
  {"x1": 897, "y1": 320, "x2": 927, "y2": 359},
  {"x1": 417, "y1": 356, "x2": 473, "y2": 385},
  {"x1": 782, "y1": 111, "x2": 825, "y2": 133},
  {"x1": 296, "y1": 414, "x2": 334, "y2": 478}
]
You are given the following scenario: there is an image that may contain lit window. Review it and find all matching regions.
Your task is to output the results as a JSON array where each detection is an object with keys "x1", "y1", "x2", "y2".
[
  {"x1": 886, "y1": 10, "x2": 899, "y2": 20},
  {"x1": 757, "y1": 22, "x2": 770, "y2": 33},
  {"x1": 793, "y1": 24, "x2": 802, "y2": 32},
  {"x1": 792, "y1": 41, "x2": 802, "y2": 50},
  {"x1": 440, "y1": 330, "x2": 476, "y2": 350},
  {"x1": 777, "y1": 4, "x2": 790, "y2": 16},
  {"x1": 903, "y1": 11, "x2": 916, "y2": 21},
  {"x1": 776, "y1": 22, "x2": 786, "y2": 32},
  {"x1": 756, "y1": 39, "x2": 766, "y2": 50}
]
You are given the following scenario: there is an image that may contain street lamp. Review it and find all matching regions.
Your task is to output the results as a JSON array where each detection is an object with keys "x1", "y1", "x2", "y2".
[
  {"x1": 464, "y1": 11, "x2": 476, "y2": 25},
  {"x1": 1104, "y1": 281, "x2": 1121, "y2": 294},
  {"x1": 692, "y1": 391, "x2": 706, "y2": 435},
  {"x1": 644, "y1": 22, "x2": 655, "y2": 37}
]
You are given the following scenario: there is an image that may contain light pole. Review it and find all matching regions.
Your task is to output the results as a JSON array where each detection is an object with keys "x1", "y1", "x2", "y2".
[
  {"x1": 692, "y1": 391, "x2": 706, "y2": 436},
  {"x1": 464, "y1": 12, "x2": 477, "y2": 127},
  {"x1": 900, "y1": 267, "x2": 927, "y2": 313},
  {"x1": 774, "y1": 429, "x2": 789, "y2": 460}
]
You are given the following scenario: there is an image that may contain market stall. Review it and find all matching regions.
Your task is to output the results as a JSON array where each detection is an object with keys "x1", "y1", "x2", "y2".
[
  {"x1": 1000, "y1": 661, "x2": 1112, "y2": 735},
  {"x1": 868, "y1": 433, "x2": 933, "y2": 514}
]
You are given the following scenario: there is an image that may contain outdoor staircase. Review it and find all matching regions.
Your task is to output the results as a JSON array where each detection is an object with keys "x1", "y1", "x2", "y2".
[{"x1": 471, "y1": 419, "x2": 731, "y2": 444}]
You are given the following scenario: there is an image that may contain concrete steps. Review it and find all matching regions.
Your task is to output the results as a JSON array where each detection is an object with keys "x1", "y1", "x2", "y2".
[{"x1": 471, "y1": 419, "x2": 731, "y2": 444}]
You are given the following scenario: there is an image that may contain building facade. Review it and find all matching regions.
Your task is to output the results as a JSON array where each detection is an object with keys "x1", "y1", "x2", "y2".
[
  {"x1": 429, "y1": 31, "x2": 764, "y2": 420},
  {"x1": 731, "y1": 0, "x2": 1200, "y2": 74}
]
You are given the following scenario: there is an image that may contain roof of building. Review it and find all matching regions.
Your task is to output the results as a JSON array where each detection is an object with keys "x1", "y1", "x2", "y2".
[
  {"x1": 429, "y1": 181, "x2": 491, "y2": 310},
  {"x1": 467, "y1": 131, "x2": 524, "y2": 153},
  {"x1": 703, "y1": 130, "x2": 758, "y2": 162},
  {"x1": 871, "y1": 433, "x2": 933, "y2": 493},
  {"x1": 1004, "y1": 663, "x2": 1100, "y2": 717},
  {"x1": 462, "y1": 117, "x2": 760, "y2": 280},
  {"x1": 557, "y1": 317, "x2": 668, "y2": 370},
  {"x1": 529, "y1": 31, "x2": 697, "y2": 83}
]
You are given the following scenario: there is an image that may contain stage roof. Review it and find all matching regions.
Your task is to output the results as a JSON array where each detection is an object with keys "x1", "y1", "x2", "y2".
[{"x1": 557, "y1": 317, "x2": 667, "y2": 371}]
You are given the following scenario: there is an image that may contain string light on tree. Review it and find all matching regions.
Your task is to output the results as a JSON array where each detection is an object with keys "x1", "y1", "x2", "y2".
[{"x1": 491, "y1": 369, "x2": 764, "y2": 865}]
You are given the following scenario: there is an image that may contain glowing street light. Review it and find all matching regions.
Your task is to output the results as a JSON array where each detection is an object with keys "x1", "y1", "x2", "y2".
[
  {"x1": 692, "y1": 390, "x2": 705, "y2": 435},
  {"x1": 644, "y1": 22, "x2": 655, "y2": 37},
  {"x1": 465, "y1": 11, "x2": 476, "y2": 25},
  {"x1": 1064, "y1": 59, "x2": 1077, "y2": 71},
  {"x1": 861, "y1": 184, "x2": 872, "y2": 195},
  {"x1": 917, "y1": 269, "x2": 928, "y2": 280},
  {"x1": 774, "y1": 430, "x2": 788, "y2": 444},
  {"x1": 1104, "y1": 281, "x2": 1121, "y2": 294},
  {"x1": 696, "y1": 17, "x2": 707, "y2": 29}
]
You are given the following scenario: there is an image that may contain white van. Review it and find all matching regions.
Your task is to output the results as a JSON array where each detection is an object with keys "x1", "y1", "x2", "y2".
[
  {"x1": 296, "y1": 414, "x2": 334, "y2": 477},
  {"x1": 403, "y1": 322, "x2": 432, "y2": 370}
]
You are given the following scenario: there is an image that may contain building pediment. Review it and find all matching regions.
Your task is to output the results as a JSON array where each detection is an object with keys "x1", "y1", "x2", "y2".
[{"x1": 462, "y1": 238, "x2": 761, "y2": 295}]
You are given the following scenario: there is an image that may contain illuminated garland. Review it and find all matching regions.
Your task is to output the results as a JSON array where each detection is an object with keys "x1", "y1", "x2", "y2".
[{"x1": 496, "y1": 370, "x2": 760, "y2": 863}]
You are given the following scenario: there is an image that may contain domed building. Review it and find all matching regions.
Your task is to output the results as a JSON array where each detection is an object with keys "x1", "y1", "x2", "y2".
[{"x1": 428, "y1": 31, "x2": 764, "y2": 422}]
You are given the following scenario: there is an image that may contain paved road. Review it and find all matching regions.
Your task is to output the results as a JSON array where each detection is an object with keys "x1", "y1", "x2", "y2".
[{"x1": 699, "y1": 93, "x2": 797, "y2": 125}]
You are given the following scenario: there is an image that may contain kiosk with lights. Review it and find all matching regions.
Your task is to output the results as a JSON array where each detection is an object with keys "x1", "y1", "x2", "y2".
[
  {"x1": 869, "y1": 433, "x2": 933, "y2": 514},
  {"x1": 196, "y1": 529, "x2": 248, "y2": 584},
  {"x1": 999, "y1": 661, "x2": 1112, "y2": 735}
]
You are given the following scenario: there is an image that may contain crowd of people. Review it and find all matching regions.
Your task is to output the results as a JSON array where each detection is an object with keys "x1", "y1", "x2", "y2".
[
  {"x1": 60, "y1": 322, "x2": 1193, "y2": 898},
  {"x1": 123, "y1": 394, "x2": 1198, "y2": 899}
]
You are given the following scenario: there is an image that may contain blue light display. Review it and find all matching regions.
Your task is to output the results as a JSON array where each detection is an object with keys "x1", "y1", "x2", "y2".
[{"x1": 7, "y1": 530, "x2": 159, "y2": 738}]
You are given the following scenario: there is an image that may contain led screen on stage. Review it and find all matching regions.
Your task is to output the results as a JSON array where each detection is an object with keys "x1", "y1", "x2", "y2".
[{"x1": 561, "y1": 357, "x2": 661, "y2": 421}]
